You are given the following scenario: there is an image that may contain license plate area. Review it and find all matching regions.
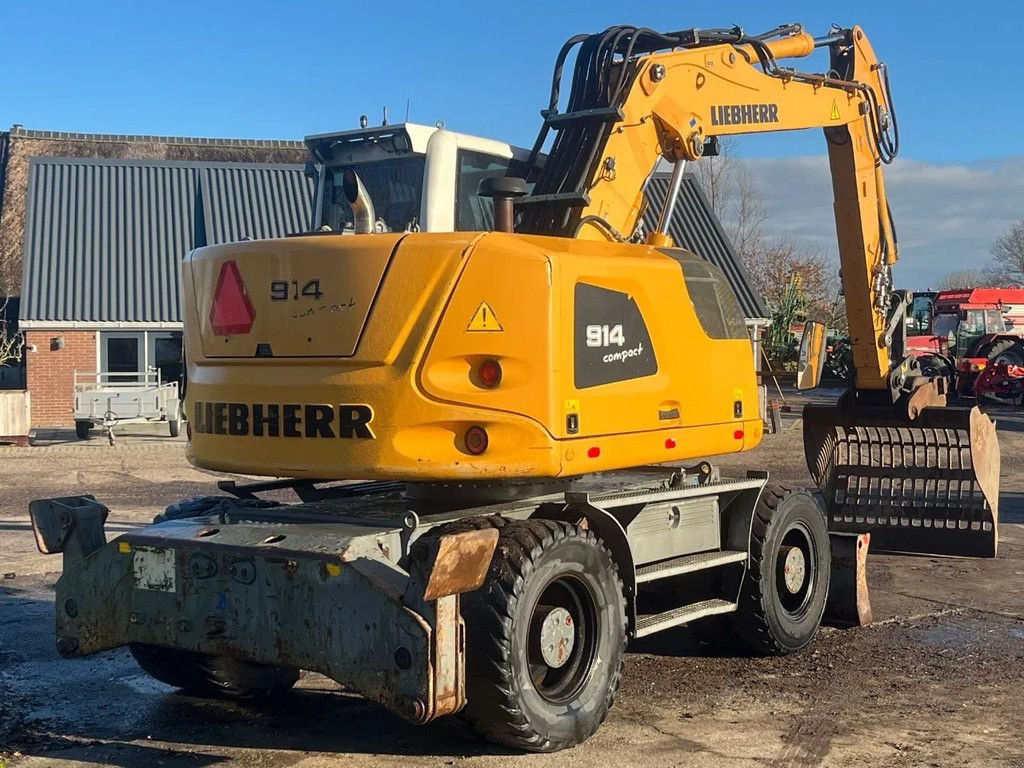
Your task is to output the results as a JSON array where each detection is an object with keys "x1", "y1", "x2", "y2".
[{"x1": 132, "y1": 546, "x2": 177, "y2": 592}]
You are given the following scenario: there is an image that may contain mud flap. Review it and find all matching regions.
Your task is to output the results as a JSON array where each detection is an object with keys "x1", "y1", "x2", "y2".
[{"x1": 804, "y1": 403, "x2": 999, "y2": 558}]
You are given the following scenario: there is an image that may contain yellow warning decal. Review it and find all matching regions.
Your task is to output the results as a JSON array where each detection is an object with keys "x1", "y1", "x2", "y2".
[
  {"x1": 564, "y1": 399, "x2": 580, "y2": 414},
  {"x1": 467, "y1": 301, "x2": 504, "y2": 332},
  {"x1": 830, "y1": 100, "x2": 841, "y2": 120}
]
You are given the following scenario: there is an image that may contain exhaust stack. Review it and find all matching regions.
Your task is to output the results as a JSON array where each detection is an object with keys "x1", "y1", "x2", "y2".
[{"x1": 342, "y1": 169, "x2": 376, "y2": 234}]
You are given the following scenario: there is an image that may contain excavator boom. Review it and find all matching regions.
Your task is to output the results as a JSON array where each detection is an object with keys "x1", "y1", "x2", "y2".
[{"x1": 516, "y1": 24, "x2": 998, "y2": 556}]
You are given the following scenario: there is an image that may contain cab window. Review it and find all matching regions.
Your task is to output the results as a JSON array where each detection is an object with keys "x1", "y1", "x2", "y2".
[
  {"x1": 455, "y1": 150, "x2": 512, "y2": 231},
  {"x1": 985, "y1": 309, "x2": 1006, "y2": 333}
]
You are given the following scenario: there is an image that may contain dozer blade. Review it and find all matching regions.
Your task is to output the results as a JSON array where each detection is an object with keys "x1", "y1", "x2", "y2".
[{"x1": 803, "y1": 403, "x2": 1000, "y2": 558}]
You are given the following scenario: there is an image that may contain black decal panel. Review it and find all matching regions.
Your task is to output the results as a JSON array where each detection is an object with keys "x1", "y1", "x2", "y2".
[{"x1": 574, "y1": 283, "x2": 657, "y2": 388}]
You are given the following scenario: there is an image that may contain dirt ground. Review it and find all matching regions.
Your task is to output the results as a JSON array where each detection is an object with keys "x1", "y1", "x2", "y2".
[{"x1": 2, "y1": 395, "x2": 1024, "y2": 768}]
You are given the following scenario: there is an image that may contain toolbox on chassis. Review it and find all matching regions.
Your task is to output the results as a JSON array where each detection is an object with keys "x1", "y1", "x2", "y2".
[{"x1": 30, "y1": 468, "x2": 845, "y2": 751}]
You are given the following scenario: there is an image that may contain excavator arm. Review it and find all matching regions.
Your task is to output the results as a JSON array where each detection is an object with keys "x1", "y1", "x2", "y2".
[
  {"x1": 517, "y1": 24, "x2": 1000, "y2": 557},
  {"x1": 520, "y1": 24, "x2": 898, "y2": 392}
]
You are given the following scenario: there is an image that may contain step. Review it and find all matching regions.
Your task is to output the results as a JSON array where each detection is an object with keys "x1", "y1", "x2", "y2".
[
  {"x1": 634, "y1": 599, "x2": 737, "y2": 638},
  {"x1": 635, "y1": 550, "x2": 747, "y2": 584}
]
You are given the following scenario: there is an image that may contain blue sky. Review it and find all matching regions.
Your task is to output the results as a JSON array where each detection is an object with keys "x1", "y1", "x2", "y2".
[
  {"x1": 3, "y1": 0, "x2": 1022, "y2": 288},
  {"x1": 2, "y1": 0, "x2": 1021, "y2": 163}
]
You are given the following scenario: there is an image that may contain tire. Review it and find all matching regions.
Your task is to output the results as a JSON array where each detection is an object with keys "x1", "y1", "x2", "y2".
[
  {"x1": 74, "y1": 420, "x2": 91, "y2": 439},
  {"x1": 728, "y1": 484, "x2": 830, "y2": 655},
  {"x1": 980, "y1": 338, "x2": 1024, "y2": 367},
  {"x1": 461, "y1": 519, "x2": 627, "y2": 752},
  {"x1": 168, "y1": 419, "x2": 180, "y2": 438},
  {"x1": 129, "y1": 644, "x2": 299, "y2": 699}
]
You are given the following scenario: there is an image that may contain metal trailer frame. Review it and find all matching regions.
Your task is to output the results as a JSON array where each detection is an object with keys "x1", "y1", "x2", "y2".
[
  {"x1": 73, "y1": 368, "x2": 181, "y2": 444},
  {"x1": 28, "y1": 465, "x2": 866, "y2": 730}
]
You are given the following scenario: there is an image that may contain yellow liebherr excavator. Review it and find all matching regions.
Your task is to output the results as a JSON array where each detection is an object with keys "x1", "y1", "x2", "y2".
[{"x1": 32, "y1": 23, "x2": 1000, "y2": 753}]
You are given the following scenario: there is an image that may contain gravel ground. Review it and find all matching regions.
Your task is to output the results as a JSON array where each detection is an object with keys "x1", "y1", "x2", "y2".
[{"x1": 2, "y1": 397, "x2": 1023, "y2": 768}]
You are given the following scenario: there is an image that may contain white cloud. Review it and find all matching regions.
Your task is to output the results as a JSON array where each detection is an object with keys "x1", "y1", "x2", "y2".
[{"x1": 735, "y1": 155, "x2": 1024, "y2": 289}]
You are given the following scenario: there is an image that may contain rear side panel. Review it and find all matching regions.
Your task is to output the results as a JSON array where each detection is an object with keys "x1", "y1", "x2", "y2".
[
  {"x1": 192, "y1": 235, "x2": 400, "y2": 359},
  {"x1": 184, "y1": 233, "x2": 761, "y2": 480}
]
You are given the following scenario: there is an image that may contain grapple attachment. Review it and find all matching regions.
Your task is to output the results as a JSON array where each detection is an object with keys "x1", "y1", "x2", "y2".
[{"x1": 804, "y1": 403, "x2": 1000, "y2": 557}]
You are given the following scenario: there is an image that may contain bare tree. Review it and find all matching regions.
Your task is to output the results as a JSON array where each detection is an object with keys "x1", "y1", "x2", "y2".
[
  {"x1": 692, "y1": 138, "x2": 766, "y2": 257},
  {"x1": 937, "y1": 269, "x2": 986, "y2": 290},
  {"x1": 692, "y1": 136, "x2": 737, "y2": 215},
  {"x1": 692, "y1": 142, "x2": 842, "y2": 334},
  {"x1": 744, "y1": 235, "x2": 845, "y2": 333},
  {"x1": 985, "y1": 219, "x2": 1024, "y2": 285},
  {"x1": 0, "y1": 296, "x2": 23, "y2": 368}
]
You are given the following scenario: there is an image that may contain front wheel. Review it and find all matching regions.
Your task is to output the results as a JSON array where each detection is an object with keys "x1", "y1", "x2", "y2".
[
  {"x1": 461, "y1": 519, "x2": 627, "y2": 752},
  {"x1": 729, "y1": 484, "x2": 831, "y2": 655},
  {"x1": 74, "y1": 420, "x2": 91, "y2": 439},
  {"x1": 168, "y1": 419, "x2": 180, "y2": 437}
]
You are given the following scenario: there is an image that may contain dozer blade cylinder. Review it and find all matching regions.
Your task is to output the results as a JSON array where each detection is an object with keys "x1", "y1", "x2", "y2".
[{"x1": 803, "y1": 403, "x2": 1000, "y2": 558}]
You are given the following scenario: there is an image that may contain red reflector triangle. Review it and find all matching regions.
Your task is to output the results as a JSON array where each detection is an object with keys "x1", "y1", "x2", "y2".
[{"x1": 209, "y1": 260, "x2": 255, "y2": 335}]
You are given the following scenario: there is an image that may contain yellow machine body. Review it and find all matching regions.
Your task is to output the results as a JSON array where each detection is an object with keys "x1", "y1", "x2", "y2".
[{"x1": 183, "y1": 232, "x2": 761, "y2": 480}]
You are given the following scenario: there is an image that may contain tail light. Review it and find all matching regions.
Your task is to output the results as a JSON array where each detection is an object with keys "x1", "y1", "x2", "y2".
[
  {"x1": 465, "y1": 426, "x2": 489, "y2": 455},
  {"x1": 475, "y1": 359, "x2": 503, "y2": 389}
]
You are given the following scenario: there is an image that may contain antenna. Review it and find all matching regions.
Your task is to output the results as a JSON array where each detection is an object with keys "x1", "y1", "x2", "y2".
[
  {"x1": 405, "y1": 99, "x2": 411, "y2": 123},
  {"x1": 382, "y1": 106, "x2": 388, "y2": 126}
]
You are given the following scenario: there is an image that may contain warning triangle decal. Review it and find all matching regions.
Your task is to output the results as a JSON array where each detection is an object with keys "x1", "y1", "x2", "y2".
[
  {"x1": 467, "y1": 301, "x2": 503, "y2": 332},
  {"x1": 830, "y1": 100, "x2": 841, "y2": 120}
]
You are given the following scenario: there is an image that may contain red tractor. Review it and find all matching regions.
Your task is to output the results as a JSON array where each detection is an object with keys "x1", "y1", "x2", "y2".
[{"x1": 906, "y1": 288, "x2": 1024, "y2": 398}]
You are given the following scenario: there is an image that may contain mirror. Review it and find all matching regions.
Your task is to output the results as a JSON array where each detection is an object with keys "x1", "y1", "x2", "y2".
[{"x1": 796, "y1": 320, "x2": 827, "y2": 390}]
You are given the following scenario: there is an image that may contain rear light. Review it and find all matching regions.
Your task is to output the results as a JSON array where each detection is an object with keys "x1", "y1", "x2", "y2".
[
  {"x1": 587, "y1": 446, "x2": 601, "y2": 458},
  {"x1": 210, "y1": 260, "x2": 255, "y2": 335},
  {"x1": 465, "y1": 426, "x2": 489, "y2": 455},
  {"x1": 733, "y1": 430, "x2": 744, "y2": 440},
  {"x1": 476, "y1": 359, "x2": 503, "y2": 389},
  {"x1": 186, "y1": 421, "x2": 192, "y2": 442}
]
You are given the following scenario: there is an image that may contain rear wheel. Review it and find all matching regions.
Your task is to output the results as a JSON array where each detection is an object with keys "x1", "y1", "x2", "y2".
[
  {"x1": 728, "y1": 484, "x2": 830, "y2": 655},
  {"x1": 129, "y1": 644, "x2": 299, "y2": 699},
  {"x1": 74, "y1": 420, "x2": 91, "y2": 439},
  {"x1": 461, "y1": 519, "x2": 626, "y2": 752},
  {"x1": 982, "y1": 338, "x2": 1024, "y2": 368},
  {"x1": 168, "y1": 419, "x2": 180, "y2": 437}
]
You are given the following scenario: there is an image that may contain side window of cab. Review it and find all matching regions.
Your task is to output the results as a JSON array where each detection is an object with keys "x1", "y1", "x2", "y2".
[{"x1": 455, "y1": 151, "x2": 512, "y2": 231}]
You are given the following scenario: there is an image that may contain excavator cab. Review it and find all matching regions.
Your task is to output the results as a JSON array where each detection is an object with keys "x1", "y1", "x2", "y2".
[{"x1": 303, "y1": 123, "x2": 536, "y2": 235}]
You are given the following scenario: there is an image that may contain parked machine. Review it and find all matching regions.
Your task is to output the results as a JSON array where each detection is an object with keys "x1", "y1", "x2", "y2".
[
  {"x1": 31, "y1": 23, "x2": 1000, "y2": 751},
  {"x1": 906, "y1": 287, "x2": 1024, "y2": 396}
]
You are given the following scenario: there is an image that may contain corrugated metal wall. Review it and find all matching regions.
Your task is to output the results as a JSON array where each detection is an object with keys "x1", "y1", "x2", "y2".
[
  {"x1": 644, "y1": 173, "x2": 768, "y2": 321},
  {"x1": 21, "y1": 159, "x2": 312, "y2": 323},
  {"x1": 20, "y1": 159, "x2": 762, "y2": 324},
  {"x1": 201, "y1": 165, "x2": 312, "y2": 245}
]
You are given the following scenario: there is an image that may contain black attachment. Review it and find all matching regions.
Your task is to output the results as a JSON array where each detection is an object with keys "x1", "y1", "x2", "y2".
[{"x1": 28, "y1": 495, "x2": 109, "y2": 569}]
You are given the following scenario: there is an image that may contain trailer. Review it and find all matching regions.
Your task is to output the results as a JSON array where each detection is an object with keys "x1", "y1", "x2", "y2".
[{"x1": 73, "y1": 369, "x2": 181, "y2": 444}]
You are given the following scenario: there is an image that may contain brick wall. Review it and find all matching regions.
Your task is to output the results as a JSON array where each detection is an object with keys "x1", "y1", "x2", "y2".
[{"x1": 24, "y1": 329, "x2": 96, "y2": 427}]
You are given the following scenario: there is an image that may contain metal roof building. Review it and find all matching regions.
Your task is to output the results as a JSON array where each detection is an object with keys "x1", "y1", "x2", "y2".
[
  {"x1": 644, "y1": 172, "x2": 768, "y2": 322},
  {"x1": 20, "y1": 158, "x2": 312, "y2": 327}
]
